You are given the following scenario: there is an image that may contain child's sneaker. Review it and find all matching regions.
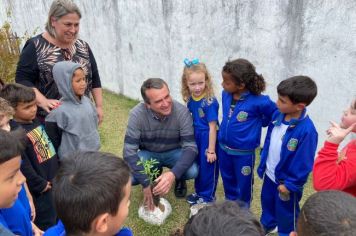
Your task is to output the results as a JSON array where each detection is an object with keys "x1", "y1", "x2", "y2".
[
  {"x1": 265, "y1": 226, "x2": 278, "y2": 235},
  {"x1": 186, "y1": 193, "x2": 206, "y2": 205},
  {"x1": 186, "y1": 193, "x2": 200, "y2": 204}
]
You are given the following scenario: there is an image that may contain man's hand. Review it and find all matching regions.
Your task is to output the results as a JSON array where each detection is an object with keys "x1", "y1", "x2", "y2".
[
  {"x1": 143, "y1": 186, "x2": 155, "y2": 211},
  {"x1": 152, "y1": 171, "x2": 175, "y2": 196},
  {"x1": 326, "y1": 121, "x2": 356, "y2": 144}
]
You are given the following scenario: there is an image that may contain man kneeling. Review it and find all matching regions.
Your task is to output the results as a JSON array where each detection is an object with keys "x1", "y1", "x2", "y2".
[{"x1": 124, "y1": 78, "x2": 198, "y2": 210}]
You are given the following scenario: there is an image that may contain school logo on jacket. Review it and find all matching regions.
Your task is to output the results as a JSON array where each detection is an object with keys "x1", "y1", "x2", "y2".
[
  {"x1": 198, "y1": 108, "x2": 205, "y2": 118},
  {"x1": 287, "y1": 138, "x2": 298, "y2": 151},
  {"x1": 241, "y1": 166, "x2": 251, "y2": 176},
  {"x1": 236, "y1": 111, "x2": 248, "y2": 122}
]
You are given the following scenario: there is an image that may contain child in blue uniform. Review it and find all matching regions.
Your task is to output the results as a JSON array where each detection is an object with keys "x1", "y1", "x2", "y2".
[
  {"x1": 257, "y1": 76, "x2": 318, "y2": 236},
  {"x1": 181, "y1": 59, "x2": 219, "y2": 205},
  {"x1": 219, "y1": 58, "x2": 276, "y2": 206}
]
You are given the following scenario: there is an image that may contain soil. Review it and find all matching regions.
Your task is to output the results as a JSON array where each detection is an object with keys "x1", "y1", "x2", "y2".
[{"x1": 158, "y1": 202, "x2": 165, "y2": 212}]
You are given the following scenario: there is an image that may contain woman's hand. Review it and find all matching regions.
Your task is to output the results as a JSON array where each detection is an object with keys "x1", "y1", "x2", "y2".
[
  {"x1": 33, "y1": 88, "x2": 60, "y2": 113},
  {"x1": 96, "y1": 106, "x2": 104, "y2": 125},
  {"x1": 41, "y1": 99, "x2": 61, "y2": 112},
  {"x1": 41, "y1": 182, "x2": 52, "y2": 193},
  {"x1": 92, "y1": 88, "x2": 104, "y2": 125}
]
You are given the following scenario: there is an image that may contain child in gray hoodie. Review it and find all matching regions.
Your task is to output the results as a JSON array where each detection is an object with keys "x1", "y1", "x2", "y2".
[{"x1": 45, "y1": 61, "x2": 100, "y2": 159}]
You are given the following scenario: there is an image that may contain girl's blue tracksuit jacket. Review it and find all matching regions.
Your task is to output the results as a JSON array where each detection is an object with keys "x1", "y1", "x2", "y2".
[{"x1": 218, "y1": 90, "x2": 276, "y2": 204}]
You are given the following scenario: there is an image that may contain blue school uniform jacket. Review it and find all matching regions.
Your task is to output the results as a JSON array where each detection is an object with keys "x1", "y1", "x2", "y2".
[
  {"x1": 187, "y1": 96, "x2": 219, "y2": 131},
  {"x1": 44, "y1": 220, "x2": 133, "y2": 236},
  {"x1": 0, "y1": 213, "x2": 8, "y2": 230},
  {"x1": 0, "y1": 187, "x2": 32, "y2": 236},
  {"x1": 218, "y1": 91, "x2": 276, "y2": 150},
  {"x1": 257, "y1": 109, "x2": 318, "y2": 193}
]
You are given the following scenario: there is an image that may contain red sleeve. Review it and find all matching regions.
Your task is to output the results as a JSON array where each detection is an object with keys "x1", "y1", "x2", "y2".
[{"x1": 313, "y1": 141, "x2": 356, "y2": 191}]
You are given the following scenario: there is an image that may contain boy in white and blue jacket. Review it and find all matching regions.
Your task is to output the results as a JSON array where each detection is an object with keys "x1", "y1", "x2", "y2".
[{"x1": 257, "y1": 76, "x2": 318, "y2": 236}]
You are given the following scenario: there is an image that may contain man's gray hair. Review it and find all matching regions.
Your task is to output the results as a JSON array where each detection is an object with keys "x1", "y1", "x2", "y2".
[
  {"x1": 45, "y1": 0, "x2": 82, "y2": 38},
  {"x1": 141, "y1": 78, "x2": 169, "y2": 104}
]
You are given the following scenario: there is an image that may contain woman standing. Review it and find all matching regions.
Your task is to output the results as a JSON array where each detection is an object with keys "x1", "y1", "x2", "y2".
[{"x1": 16, "y1": 0, "x2": 103, "y2": 124}]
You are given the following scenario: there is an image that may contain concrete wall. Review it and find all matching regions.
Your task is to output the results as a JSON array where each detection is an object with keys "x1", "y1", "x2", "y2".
[{"x1": 1, "y1": 0, "x2": 355, "y2": 144}]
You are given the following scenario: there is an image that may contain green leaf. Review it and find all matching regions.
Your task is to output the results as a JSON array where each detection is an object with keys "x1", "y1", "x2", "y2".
[{"x1": 136, "y1": 158, "x2": 160, "y2": 183}]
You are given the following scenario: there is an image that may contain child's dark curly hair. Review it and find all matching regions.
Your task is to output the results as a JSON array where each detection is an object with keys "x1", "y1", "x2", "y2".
[{"x1": 222, "y1": 58, "x2": 266, "y2": 95}]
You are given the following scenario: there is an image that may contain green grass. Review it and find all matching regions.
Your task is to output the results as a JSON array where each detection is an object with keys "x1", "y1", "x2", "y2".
[{"x1": 99, "y1": 89, "x2": 315, "y2": 236}]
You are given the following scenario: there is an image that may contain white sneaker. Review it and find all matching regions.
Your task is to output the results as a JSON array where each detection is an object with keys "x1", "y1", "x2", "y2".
[
  {"x1": 265, "y1": 226, "x2": 278, "y2": 235},
  {"x1": 189, "y1": 202, "x2": 209, "y2": 218}
]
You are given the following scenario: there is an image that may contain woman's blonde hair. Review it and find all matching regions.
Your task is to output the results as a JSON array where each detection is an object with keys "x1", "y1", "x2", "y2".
[
  {"x1": 181, "y1": 63, "x2": 215, "y2": 102},
  {"x1": 45, "y1": 0, "x2": 82, "y2": 38}
]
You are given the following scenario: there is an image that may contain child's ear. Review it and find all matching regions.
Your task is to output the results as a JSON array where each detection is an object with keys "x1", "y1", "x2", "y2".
[
  {"x1": 296, "y1": 103, "x2": 306, "y2": 111},
  {"x1": 237, "y1": 83, "x2": 245, "y2": 90},
  {"x1": 92, "y1": 213, "x2": 110, "y2": 233}
]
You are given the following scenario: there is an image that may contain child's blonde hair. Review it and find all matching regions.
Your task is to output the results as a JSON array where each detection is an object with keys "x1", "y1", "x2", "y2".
[
  {"x1": 0, "y1": 97, "x2": 14, "y2": 119},
  {"x1": 181, "y1": 63, "x2": 215, "y2": 102}
]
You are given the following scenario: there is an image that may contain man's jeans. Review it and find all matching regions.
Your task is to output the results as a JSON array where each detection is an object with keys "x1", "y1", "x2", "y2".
[{"x1": 132, "y1": 148, "x2": 198, "y2": 185}]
